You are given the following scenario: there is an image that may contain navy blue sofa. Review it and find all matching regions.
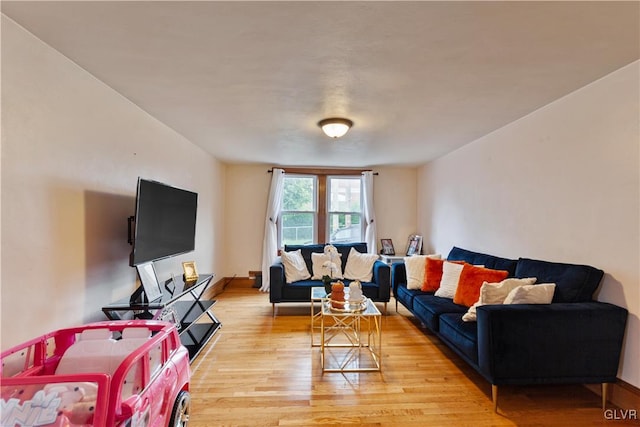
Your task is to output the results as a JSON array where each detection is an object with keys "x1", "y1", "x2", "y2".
[
  {"x1": 392, "y1": 246, "x2": 628, "y2": 411},
  {"x1": 270, "y1": 242, "x2": 391, "y2": 314}
]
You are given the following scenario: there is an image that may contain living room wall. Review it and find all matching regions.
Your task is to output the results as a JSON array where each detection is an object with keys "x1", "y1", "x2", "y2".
[
  {"x1": 417, "y1": 61, "x2": 639, "y2": 388},
  {"x1": 222, "y1": 165, "x2": 417, "y2": 280},
  {"x1": 1, "y1": 16, "x2": 225, "y2": 349}
]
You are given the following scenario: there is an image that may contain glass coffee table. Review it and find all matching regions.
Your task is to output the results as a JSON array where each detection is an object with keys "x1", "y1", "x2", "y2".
[
  {"x1": 319, "y1": 294, "x2": 382, "y2": 373},
  {"x1": 310, "y1": 287, "x2": 328, "y2": 347}
]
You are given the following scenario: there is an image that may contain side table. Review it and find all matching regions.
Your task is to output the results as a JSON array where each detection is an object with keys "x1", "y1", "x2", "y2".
[{"x1": 380, "y1": 255, "x2": 407, "y2": 265}]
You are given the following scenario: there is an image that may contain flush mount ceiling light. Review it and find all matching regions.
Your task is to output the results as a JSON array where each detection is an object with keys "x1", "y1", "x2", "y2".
[{"x1": 318, "y1": 118, "x2": 353, "y2": 139}]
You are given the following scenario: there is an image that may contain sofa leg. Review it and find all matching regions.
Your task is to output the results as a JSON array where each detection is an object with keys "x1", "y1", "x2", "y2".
[
  {"x1": 602, "y1": 383, "x2": 609, "y2": 410},
  {"x1": 492, "y1": 384, "x2": 498, "y2": 413},
  {"x1": 272, "y1": 303, "x2": 276, "y2": 318},
  {"x1": 383, "y1": 302, "x2": 387, "y2": 315}
]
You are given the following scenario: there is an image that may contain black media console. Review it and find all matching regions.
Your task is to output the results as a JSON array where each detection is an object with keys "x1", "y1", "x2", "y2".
[{"x1": 102, "y1": 274, "x2": 221, "y2": 362}]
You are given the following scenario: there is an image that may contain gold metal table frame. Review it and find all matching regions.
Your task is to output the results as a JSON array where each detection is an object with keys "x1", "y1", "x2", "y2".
[{"x1": 319, "y1": 296, "x2": 382, "y2": 373}]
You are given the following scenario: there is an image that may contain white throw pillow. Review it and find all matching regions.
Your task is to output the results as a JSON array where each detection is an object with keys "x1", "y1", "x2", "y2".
[
  {"x1": 280, "y1": 249, "x2": 311, "y2": 283},
  {"x1": 310, "y1": 252, "x2": 343, "y2": 280},
  {"x1": 343, "y1": 248, "x2": 379, "y2": 282},
  {"x1": 434, "y1": 261, "x2": 465, "y2": 299},
  {"x1": 462, "y1": 277, "x2": 536, "y2": 322},
  {"x1": 405, "y1": 254, "x2": 442, "y2": 290},
  {"x1": 503, "y1": 283, "x2": 556, "y2": 305}
]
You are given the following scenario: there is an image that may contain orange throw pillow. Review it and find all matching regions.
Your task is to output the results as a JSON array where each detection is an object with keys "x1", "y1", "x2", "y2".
[
  {"x1": 422, "y1": 258, "x2": 465, "y2": 292},
  {"x1": 453, "y1": 264, "x2": 509, "y2": 307}
]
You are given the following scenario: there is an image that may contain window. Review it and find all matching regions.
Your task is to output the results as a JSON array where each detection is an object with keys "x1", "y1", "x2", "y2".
[
  {"x1": 327, "y1": 177, "x2": 362, "y2": 244},
  {"x1": 280, "y1": 175, "x2": 316, "y2": 246},
  {"x1": 279, "y1": 172, "x2": 363, "y2": 246}
]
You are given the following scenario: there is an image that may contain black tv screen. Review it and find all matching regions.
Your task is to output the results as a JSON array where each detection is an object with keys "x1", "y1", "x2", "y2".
[{"x1": 130, "y1": 178, "x2": 198, "y2": 266}]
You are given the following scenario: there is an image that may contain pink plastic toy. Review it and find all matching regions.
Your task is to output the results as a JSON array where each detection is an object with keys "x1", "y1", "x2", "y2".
[{"x1": 1, "y1": 320, "x2": 191, "y2": 427}]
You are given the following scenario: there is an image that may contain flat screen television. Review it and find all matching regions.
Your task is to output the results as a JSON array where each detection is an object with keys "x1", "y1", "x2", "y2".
[{"x1": 129, "y1": 178, "x2": 198, "y2": 267}]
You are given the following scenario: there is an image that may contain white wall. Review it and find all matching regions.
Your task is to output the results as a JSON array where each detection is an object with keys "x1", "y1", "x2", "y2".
[
  {"x1": 417, "y1": 61, "x2": 639, "y2": 388},
  {"x1": 1, "y1": 16, "x2": 225, "y2": 348},
  {"x1": 222, "y1": 165, "x2": 418, "y2": 278}
]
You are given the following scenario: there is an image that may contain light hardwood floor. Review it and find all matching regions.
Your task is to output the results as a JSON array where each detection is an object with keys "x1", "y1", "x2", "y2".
[{"x1": 188, "y1": 285, "x2": 634, "y2": 426}]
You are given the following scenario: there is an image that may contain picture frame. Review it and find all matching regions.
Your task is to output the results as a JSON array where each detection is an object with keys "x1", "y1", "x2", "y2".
[
  {"x1": 405, "y1": 234, "x2": 423, "y2": 256},
  {"x1": 182, "y1": 261, "x2": 199, "y2": 284},
  {"x1": 380, "y1": 238, "x2": 395, "y2": 255},
  {"x1": 136, "y1": 262, "x2": 163, "y2": 302}
]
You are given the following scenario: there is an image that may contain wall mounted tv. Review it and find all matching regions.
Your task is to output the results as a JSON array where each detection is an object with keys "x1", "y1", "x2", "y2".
[{"x1": 129, "y1": 178, "x2": 198, "y2": 266}]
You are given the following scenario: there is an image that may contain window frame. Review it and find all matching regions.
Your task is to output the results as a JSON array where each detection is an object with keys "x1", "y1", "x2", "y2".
[
  {"x1": 278, "y1": 168, "x2": 368, "y2": 246},
  {"x1": 278, "y1": 174, "x2": 317, "y2": 247},
  {"x1": 326, "y1": 175, "x2": 364, "y2": 244}
]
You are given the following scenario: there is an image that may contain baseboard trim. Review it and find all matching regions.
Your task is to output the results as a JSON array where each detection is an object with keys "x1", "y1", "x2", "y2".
[
  {"x1": 204, "y1": 276, "x2": 257, "y2": 299},
  {"x1": 585, "y1": 379, "x2": 640, "y2": 410}
]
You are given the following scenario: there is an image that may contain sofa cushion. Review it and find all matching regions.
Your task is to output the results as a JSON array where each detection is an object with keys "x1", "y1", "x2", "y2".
[
  {"x1": 344, "y1": 247, "x2": 379, "y2": 281},
  {"x1": 438, "y1": 313, "x2": 479, "y2": 364},
  {"x1": 395, "y1": 285, "x2": 431, "y2": 311},
  {"x1": 514, "y1": 258, "x2": 603, "y2": 303},
  {"x1": 453, "y1": 265, "x2": 509, "y2": 307},
  {"x1": 434, "y1": 261, "x2": 466, "y2": 299},
  {"x1": 503, "y1": 283, "x2": 556, "y2": 305},
  {"x1": 413, "y1": 294, "x2": 468, "y2": 332},
  {"x1": 281, "y1": 249, "x2": 311, "y2": 283},
  {"x1": 462, "y1": 277, "x2": 537, "y2": 322},
  {"x1": 333, "y1": 242, "x2": 368, "y2": 272},
  {"x1": 285, "y1": 244, "x2": 325, "y2": 274},
  {"x1": 447, "y1": 246, "x2": 518, "y2": 277},
  {"x1": 310, "y1": 252, "x2": 343, "y2": 280},
  {"x1": 405, "y1": 254, "x2": 441, "y2": 290}
]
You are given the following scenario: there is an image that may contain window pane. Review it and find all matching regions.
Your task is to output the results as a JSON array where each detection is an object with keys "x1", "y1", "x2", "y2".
[
  {"x1": 282, "y1": 212, "x2": 314, "y2": 245},
  {"x1": 283, "y1": 177, "x2": 315, "y2": 211},
  {"x1": 328, "y1": 178, "x2": 361, "y2": 212},
  {"x1": 328, "y1": 214, "x2": 362, "y2": 244}
]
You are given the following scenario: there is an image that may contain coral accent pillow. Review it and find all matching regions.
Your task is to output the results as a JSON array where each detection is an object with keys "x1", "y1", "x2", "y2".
[
  {"x1": 281, "y1": 249, "x2": 311, "y2": 283},
  {"x1": 453, "y1": 265, "x2": 509, "y2": 307},
  {"x1": 423, "y1": 259, "x2": 464, "y2": 292},
  {"x1": 405, "y1": 254, "x2": 442, "y2": 290}
]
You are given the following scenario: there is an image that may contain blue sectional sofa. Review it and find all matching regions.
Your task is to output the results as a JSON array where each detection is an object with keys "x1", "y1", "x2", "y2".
[
  {"x1": 392, "y1": 246, "x2": 628, "y2": 411},
  {"x1": 270, "y1": 242, "x2": 391, "y2": 314}
]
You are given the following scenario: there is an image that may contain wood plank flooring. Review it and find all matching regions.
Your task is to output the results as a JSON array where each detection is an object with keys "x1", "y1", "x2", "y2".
[{"x1": 188, "y1": 285, "x2": 636, "y2": 426}]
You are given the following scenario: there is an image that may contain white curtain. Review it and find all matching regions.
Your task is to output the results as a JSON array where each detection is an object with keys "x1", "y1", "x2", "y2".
[
  {"x1": 362, "y1": 171, "x2": 377, "y2": 254},
  {"x1": 260, "y1": 168, "x2": 285, "y2": 292}
]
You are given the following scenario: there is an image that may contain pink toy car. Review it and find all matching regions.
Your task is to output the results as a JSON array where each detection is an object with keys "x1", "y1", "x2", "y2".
[{"x1": 1, "y1": 320, "x2": 191, "y2": 426}]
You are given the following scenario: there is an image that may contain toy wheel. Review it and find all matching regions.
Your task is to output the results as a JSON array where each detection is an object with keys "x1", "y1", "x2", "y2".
[{"x1": 169, "y1": 390, "x2": 191, "y2": 427}]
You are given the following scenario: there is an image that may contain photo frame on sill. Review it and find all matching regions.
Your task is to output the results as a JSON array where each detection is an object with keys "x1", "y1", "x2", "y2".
[
  {"x1": 405, "y1": 234, "x2": 423, "y2": 256},
  {"x1": 381, "y1": 238, "x2": 395, "y2": 255}
]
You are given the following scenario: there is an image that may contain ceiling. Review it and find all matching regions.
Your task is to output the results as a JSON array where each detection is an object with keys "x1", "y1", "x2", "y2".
[{"x1": 2, "y1": 1, "x2": 639, "y2": 167}]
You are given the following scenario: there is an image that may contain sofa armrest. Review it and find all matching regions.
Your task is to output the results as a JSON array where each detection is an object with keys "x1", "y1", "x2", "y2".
[
  {"x1": 476, "y1": 302, "x2": 627, "y2": 385},
  {"x1": 269, "y1": 262, "x2": 286, "y2": 303},
  {"x1": 391, "y1": 262, "x2": 407, "y2": 297},
  {"x1": 372, "y1": 260, "x2": 391, "y2": 301}
]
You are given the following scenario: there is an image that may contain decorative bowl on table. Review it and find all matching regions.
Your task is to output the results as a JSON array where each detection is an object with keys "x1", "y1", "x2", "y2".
[{"x1": 325, "y1": 294, "x2": 367, "y2": 312}]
